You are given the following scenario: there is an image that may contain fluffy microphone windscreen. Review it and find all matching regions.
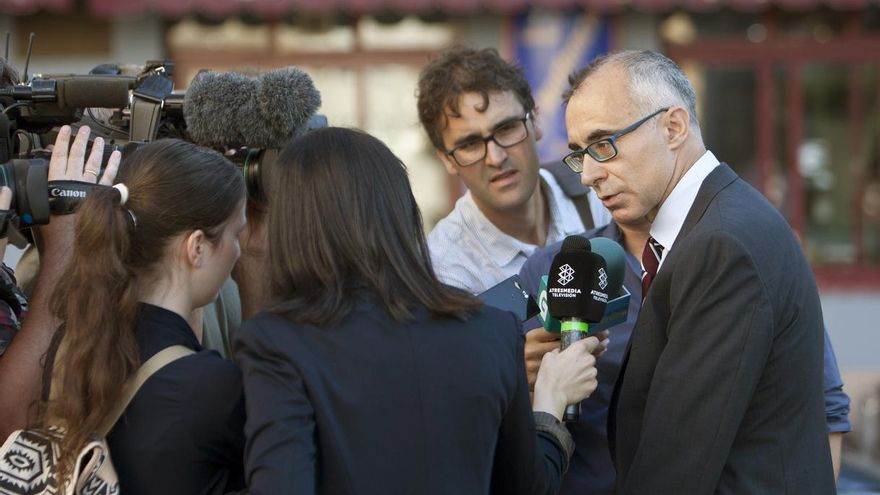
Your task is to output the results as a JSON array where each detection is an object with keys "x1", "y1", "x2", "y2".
[
  {"x1": 258, "y1": 67, "x2": 321, "y2": 148},
  {"x1": 183, "y1": 67, "x2": 321, "y2": 150},
  {"x1": 184, "y1": 70, "x2": 259, "y2": 149}
]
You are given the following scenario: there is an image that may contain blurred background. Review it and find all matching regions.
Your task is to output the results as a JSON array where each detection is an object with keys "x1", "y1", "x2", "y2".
[{"x1": 1, "y1": 0, "x2": 878, "y2": 491}]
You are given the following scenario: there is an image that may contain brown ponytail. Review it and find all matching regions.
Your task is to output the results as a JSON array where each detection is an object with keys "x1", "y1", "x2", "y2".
[{"x1": 43, "y1": 139, "x2": 244, "y2": 479}]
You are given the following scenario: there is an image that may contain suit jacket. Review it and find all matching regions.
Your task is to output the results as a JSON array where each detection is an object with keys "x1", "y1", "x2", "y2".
[
  {"x1": 610, "y1": 164, "x2": 835, "y2": 494},
  {"x1": 233, "y1": 295, "x2": 569, "y2": 495}
]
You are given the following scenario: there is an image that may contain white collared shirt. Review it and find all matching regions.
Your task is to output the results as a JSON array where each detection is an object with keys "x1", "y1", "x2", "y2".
[
  {"x1": 428, "y1": 169, "x2": 603, "y2": 294},
  {"x1": 649, "y1": 150, "x2": 720, "y2": 272}
]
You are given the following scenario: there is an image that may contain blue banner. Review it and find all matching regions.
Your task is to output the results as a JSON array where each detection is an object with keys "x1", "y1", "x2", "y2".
[{"x1": 514, "y1": 11, "x2": 610, "y2": 163}]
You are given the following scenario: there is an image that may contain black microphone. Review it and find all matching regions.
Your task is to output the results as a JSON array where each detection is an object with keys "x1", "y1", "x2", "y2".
[
  {"x1": 183, "y1": 67, "x2": 321, "y2": 150},
  {"x1": 537, "y1": 236, "x2": 626, "y2": 332},
  {"x1": 0, "y1": 75, "x2": 133, "y2": 110},
  {"x1": 546, "y1": 235, "x2": 609, "y2": 421},
  {"x1": 588, "y1": 237, "x2": 626, "y2": 298},
  {"x1": 54, "y1": 76, "x2": 133, "y2": 109}
]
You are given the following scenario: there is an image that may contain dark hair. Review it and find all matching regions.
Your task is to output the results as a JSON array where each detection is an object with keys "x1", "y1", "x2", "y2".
[
  {"x1": 44, "y1": 139, "x2": 245, "y2": 479},
  {"x1": 417, "y1": 46, "x2": 535, "y2": 151},
  {"x1": 268, "y1": 127, "x2": 481, "y2": 326},
  {"x1": 564, "y1": 50, "x2": 700, "y2": 128}
]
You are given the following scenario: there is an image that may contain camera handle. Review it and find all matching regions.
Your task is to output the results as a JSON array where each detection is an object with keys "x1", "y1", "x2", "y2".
[{"x1": 129, "y1": 74, "x2": 173, "y2": 142}]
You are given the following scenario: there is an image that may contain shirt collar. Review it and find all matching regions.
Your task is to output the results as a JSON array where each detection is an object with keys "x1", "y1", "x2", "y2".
[
  {"x1": 650, "y1": 150, "x2": 720, "y2": 255},
  {"x1": 541, "y1": 168, "x2": 587, "y2": 241},
  {"x1": 136, "y1": 303, "x2": 202, "y2": 359},
  {"x1": 460, "y1": 169, "x2": 583, "y2": 267}
]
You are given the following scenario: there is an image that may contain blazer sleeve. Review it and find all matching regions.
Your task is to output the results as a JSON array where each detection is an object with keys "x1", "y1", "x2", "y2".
[
  {"x1": 822, "y1": 327, "x2": 851, "y2": 433},
  {"x1": 490, "y1": 314, "x2": 569, "y2": 495},
  {"x1": 620, "y1": 232, "x2": 776, "y2": 494},
  {"x1": 233, "y1": 318, "x2": 318, "y2": 495}
]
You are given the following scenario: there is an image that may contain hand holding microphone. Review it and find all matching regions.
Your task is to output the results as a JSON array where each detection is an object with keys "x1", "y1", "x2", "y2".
[
  {"x1": 524, "y1": 327, "x2": 561, "y2": 391},
  {"x1": 546, "y1": 235, "x2": 610, "y2": 421},
  {"x1": 532, "y1": 336, "x2": 601, "y2": 422}
]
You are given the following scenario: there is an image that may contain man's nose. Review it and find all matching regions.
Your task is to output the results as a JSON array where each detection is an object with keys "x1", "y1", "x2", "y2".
[
  {"x1": 484, "y1": 140, "x2": 507, "y2": 168},
  {"x1": 580, "y1": 159, "x2": 607, "y2": 188}
]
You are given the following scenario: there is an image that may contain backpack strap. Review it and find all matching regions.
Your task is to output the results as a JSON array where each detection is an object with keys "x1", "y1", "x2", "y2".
[
  {"x1": 99, "y1": 345, "x2": 196, "y2": 436},
  {"x1": 541, "y1": 161, "x2": 595, "y2": 230}
]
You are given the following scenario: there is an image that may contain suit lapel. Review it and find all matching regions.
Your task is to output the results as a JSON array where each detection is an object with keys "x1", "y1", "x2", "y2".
[
  {"x1": 674, "y1": 163, "x2": 738, "y2": 244},
  {"x1": 607, "y1": 163, "x2": 739, "y2": 467}
]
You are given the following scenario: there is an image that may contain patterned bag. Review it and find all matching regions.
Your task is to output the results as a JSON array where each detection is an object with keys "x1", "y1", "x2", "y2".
[{"x1": 0, "y1": 345, "x2": 194, "y2": 494}]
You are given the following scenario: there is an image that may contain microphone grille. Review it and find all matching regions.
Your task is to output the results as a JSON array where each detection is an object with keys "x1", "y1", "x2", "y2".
[{"x1": 560, "y1": 235, "x2": 590, "y2": 253}]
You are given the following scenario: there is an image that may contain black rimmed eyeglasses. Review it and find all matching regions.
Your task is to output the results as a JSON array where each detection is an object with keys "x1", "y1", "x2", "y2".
[
  {"x1": 444, "y1": 112, "x2": 532, "y2": 167},
  {"x1": 563, "y1": 107, "x2": 669, "y2": 173}
]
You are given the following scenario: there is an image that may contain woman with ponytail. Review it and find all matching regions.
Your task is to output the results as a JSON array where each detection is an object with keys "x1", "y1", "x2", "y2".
[{"x1": 42, "y1": 127, "x2": 247, "y2": 495}]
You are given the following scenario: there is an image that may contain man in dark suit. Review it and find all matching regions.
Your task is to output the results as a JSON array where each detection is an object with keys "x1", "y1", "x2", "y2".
[{"x1": 561, "y1": 50, "x2": 835, "y2": 494}]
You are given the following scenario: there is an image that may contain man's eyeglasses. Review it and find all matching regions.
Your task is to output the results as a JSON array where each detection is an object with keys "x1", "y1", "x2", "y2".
[
  {"x1": 445, "y1": 112, "x2": 532, "y2": 167},
  {"x1": 563, "y1": 107, "x2": 669, "y2": 173}
]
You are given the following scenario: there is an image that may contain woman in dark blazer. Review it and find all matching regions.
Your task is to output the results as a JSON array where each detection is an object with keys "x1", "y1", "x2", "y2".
[{"x1": 234, "y1": 127, "x2": 600, "y2": 494}]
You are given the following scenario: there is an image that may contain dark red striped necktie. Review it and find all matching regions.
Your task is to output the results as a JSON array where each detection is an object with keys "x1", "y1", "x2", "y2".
[{"x1": 641, "y1": 237, "x2": 664, "y2": 298}]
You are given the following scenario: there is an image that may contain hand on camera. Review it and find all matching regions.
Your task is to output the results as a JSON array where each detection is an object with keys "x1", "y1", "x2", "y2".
[
  {"x1": 532, "y1": 336, "x2": 601, "y2": 421},
  {"x1": 36, "y1": 126, "x2": 122, "y2": 254},
  {"x1": 49, "y1": 125, "x2": 120, "y2": 185}
]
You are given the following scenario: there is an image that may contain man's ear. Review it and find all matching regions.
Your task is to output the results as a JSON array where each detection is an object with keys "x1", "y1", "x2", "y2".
[
  {"x1": 184, "y1": 229, "x2": 208, "y2": 268},
  {"x1": 530, "y1": 106, "x2": 543, "y2": 142},
  {"x1": 435, "y1": 148, "x2": 459, "y2": 176},
  {"x1": 664, "y1": 106, "x2": 690, "y2": 150}
]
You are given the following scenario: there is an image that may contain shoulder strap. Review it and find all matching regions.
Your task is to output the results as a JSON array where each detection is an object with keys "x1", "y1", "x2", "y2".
[
  {"x1": 541, "y1": 161, "x2": 595, "y2": 230},
  {"x1": 99, "y1": 345, "x2": 196, "y2": 436}
]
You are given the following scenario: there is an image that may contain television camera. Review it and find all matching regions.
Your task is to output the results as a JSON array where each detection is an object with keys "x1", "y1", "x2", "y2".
[{"x1": 0, "y1": 33, "x2": 323, "y2": 238}]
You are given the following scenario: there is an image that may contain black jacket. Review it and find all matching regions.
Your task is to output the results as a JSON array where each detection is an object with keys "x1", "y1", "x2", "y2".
[
  {"x1": 234, "y1": 296, "x2": 568, "y2": 495},
  {"x1": 108, "y1": 304, "x2": 245, "y2": 495},
  {"x1": 611, "y1": 164, "x2": 835, "y2": 494}
]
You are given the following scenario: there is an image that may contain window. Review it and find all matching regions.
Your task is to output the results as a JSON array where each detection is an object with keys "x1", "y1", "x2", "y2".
[{"x1": 167, "y1": 15, "x2": 460, "y2": 229}]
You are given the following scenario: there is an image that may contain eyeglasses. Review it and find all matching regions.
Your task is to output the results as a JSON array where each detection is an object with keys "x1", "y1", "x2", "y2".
[
  {"x1": 445, "y1": 112, "x2": 531, "y2": 167},
  {"x1": 563, "y1": 107, "x2": 669, "y2": 173}
]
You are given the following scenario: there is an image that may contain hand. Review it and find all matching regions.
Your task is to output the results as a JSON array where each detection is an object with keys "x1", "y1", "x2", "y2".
[
  {"x1": 37, "y1": 126, "x2": 122, "y2": 253},
  {"x1": 524, "y1": 327, "x2": 561, "y2": 391},
  {"x1": 532, "y1": 336, "x2": 600, "y2": 421},
  {"x1": 49, "y1": 125, "x2": 120, "y2": 184},
  {"x1": 591, "y1": 330, "x2": 610, "y2": 358}
]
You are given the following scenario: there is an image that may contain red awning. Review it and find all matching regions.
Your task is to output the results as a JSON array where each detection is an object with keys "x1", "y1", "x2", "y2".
[
  {"x1": 0, "y1": 0, "x2": 71, "y2": 15},
  {"x1": 5, "y1": 0, "x2": 872, "y2": 18}
]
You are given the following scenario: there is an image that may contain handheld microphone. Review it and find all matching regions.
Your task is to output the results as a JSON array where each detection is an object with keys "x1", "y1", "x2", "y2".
[
  {"x1": 183, "y1": 67, "x2": 321, "y2": 150},
  {"x1": 546, "y1": 235, "x2": 609, "y2": 421},
  {"x1": 538, "y1": 236, "x2": 627, "y2": 333},
  {"x1": 587, "y1": 237, "x2": 626, "y2": 298}
]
